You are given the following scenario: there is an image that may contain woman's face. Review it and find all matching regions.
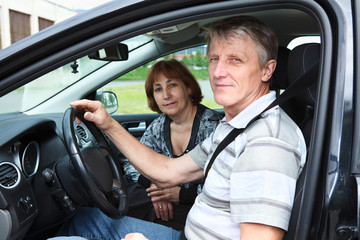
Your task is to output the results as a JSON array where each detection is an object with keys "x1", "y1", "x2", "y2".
[{"x1": 153, "y1": 73, "x2": 192, "y2": 118}]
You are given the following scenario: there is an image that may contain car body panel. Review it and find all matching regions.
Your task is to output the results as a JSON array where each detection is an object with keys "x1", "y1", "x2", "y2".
[{"x1": 0, "y1": 0, "x2": 358, "y2": 239}]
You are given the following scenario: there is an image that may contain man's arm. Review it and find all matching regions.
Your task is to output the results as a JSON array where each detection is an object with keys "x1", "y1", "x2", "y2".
[
  {"x1": 104, "y1": 117, "x2": 203, "y2": 187},
  {"x1": 240, "y1": 223, "x2": 284, "y2": 240},
  {"x1": 70, "y1": 99, "x2": 204, "y2": 187}
]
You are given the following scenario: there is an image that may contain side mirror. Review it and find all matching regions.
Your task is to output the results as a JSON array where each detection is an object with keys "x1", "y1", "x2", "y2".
[
  {"x1": 88, "y1": 43, "x2": 128, "y2": 61},
  {"x1": 96, "y1": 91, "x2": 119, "y2": 114}
]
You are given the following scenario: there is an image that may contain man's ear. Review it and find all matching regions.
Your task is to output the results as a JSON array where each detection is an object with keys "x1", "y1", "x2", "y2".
[{"x1": 261, "y1": 59, "x2": 277, "y2": 82}]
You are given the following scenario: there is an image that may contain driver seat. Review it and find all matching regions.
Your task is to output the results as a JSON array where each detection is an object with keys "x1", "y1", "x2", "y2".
[{"x1": 281, "y1": 43, "x2": 321, "y2": 239}]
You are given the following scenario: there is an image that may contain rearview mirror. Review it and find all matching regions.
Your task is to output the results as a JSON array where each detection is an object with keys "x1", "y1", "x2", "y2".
[
  {"x1": 96, "y1": 91, "x2": 119, "y2": 114},
  {"x1": 88, "y1": 43, "x2": 128, "y2": 61}
]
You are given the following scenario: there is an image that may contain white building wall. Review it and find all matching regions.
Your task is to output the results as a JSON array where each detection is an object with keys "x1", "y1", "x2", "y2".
[{"x1": 0, "y1": 0, "x2": 76, "y2": 49}]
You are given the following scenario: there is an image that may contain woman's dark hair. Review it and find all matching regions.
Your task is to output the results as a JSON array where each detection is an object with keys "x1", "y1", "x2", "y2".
[{"x1": 145, "y1": 59, "x2": 203, "y2": 113}]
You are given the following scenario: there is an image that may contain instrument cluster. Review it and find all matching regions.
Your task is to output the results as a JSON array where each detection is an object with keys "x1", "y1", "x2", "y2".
[{"x1": 20, "y1": 141, "x2": 40, "y2": 177}]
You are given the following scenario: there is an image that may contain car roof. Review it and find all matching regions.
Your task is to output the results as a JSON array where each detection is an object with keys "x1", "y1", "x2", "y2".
[{"x1": 0, "y1": 0, "x2": 321, "y2": 97}]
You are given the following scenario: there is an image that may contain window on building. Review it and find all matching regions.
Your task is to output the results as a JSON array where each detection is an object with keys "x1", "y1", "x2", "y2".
[
  {"x1": 9, "y1": 10, "x2": 30, "y2": 44},
  {"x1": 38, "y1": 17, "x2": 54, "y2": 31}
]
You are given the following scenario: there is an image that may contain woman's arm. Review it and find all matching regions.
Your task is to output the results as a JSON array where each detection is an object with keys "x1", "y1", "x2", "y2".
[{"x1": 147, "y1": 183, "x2": 199, "y2": 204}]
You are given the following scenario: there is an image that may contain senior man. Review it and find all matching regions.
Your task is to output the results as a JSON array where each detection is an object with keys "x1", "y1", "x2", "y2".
[{"x1": 53, "y1": 15, "x2": 306, "y2": 240}]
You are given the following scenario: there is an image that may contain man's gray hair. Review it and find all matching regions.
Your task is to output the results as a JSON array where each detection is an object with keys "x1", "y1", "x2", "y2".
[{"x1": 204, "y1": 16, "x2": 278, "y2": 67}]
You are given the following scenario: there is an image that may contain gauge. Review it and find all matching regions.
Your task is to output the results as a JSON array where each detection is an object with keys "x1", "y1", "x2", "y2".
[{"x1": 21, "y1": 141, "x2": 40, "y2": 177}]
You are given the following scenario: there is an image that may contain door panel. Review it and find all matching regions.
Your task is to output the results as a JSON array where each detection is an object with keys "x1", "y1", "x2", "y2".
[
  {"x1": 112, "y1": 113, "x2": 159, "y2": 140},
  {"x1": 108, "y1": 113, "x2": 159, "y2": 161}
]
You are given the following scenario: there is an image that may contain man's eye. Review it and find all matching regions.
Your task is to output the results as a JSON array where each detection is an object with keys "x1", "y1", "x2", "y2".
[{"x1": 209, "y1": 57, "x2": 218, "y2": 62}]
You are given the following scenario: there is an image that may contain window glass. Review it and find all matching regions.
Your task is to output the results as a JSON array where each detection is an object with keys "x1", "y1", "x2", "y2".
[
  {"x1": 0, "y1": 35, "x2": 153, "y2": 114},
  {"x1": 99, "y1": 46, "x2": 222, "y2": 115}
]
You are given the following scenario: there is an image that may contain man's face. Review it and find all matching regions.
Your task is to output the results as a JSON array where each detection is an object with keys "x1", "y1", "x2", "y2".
[{"x1": 208, "y1": 35, "x2": 272, "y2": 119}]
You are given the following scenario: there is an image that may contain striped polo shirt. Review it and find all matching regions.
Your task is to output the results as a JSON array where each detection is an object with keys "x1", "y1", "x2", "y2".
[{"x1": 186, "y1": 91, "x2": 307, "y2": 240}]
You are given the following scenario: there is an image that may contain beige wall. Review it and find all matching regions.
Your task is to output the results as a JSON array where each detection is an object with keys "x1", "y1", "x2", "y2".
[{"x1": 0, "y1": 0, "x2": 76, "y2": 49}]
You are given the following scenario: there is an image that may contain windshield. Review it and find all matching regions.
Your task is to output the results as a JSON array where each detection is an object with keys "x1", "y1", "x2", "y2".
[{"x1": 0, "y1": 35, "x2": 151, "y2": 114}]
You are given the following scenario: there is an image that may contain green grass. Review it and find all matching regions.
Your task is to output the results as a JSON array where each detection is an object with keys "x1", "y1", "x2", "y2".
[
  {"x1": 117, "y1": 67, "x2": 149, "y2": 81},
  {"x1": 104, "y1": 83, "x2": 222, "y2": 114},
  {"x1": 191, "y1": 68, "x2": 209, "y2": 80},
  {"x1": 201, "y1": 99, "x2": 222, "y2": 110},
  {"x1": 105, "y1": 84, "x2": 152, "y2": 114}
]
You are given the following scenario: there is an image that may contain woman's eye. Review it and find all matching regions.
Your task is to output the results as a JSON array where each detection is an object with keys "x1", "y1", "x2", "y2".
[
  {"x1": 154, "y1": 87, "x2": 161, "y2": 92},
  {"x1": 169, "y1": 83, "x2": 177, "y2": 87}
]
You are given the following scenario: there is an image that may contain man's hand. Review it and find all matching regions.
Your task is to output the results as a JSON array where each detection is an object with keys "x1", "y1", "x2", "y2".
[
  {"x1": 70, "y1": 100, "x2": 115, "y2": 131},
  {"x1": 121, "y1": 233, "x2": 149, "y2": 240}
]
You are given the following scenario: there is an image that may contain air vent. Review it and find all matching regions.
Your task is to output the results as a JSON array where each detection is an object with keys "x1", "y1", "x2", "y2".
[
  {"x1": 0, "y1": 162, "x2": 20, "y2": 189},
  {"x1": 76, "y1": 125, "x2": 87, "y2": 139}
]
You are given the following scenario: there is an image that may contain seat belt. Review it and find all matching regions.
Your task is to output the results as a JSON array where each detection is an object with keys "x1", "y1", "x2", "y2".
[{"x1": 204, "y1": 61, "x2": 319, "y2": 181}]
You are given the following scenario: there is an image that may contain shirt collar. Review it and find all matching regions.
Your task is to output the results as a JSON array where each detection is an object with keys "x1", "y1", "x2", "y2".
[{"x1": 220, "y1": 91, "x2": 277, "y2": 129}]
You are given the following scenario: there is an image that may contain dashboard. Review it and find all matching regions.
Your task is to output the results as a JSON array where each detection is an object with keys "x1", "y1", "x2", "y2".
[
  {"x1": 0, "y1": 110, "x2": 142, "y2": 240},
  {"x1": 0, "y1": 113, "x2": 73, "y2": 240}
]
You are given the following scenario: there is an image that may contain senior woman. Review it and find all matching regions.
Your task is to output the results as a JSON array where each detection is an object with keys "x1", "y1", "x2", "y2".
[{"x1": 123, "y1": 59, "x2": 222, "y2": 230}]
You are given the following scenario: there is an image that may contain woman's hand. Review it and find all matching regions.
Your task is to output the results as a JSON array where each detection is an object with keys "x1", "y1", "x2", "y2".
[
  {"x1": 147, "y1": 184, "x2": 181, "y2": 203},
  {"x1": 152, "y1": 199, "x2": 173, "y2": 221}
]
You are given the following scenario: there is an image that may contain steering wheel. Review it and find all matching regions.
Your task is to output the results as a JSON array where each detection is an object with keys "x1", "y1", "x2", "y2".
[{"x1": 62, "y1": 106, "x2": 128, "y2": 219}]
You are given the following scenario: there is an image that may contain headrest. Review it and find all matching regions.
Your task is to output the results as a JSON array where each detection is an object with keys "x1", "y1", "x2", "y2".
[
  {"x1": 288, "y1": 43, "x2": 320, "y2": 107},
  {"x1": 271, "y1": 46, "x2": 291, "y2": 89}
]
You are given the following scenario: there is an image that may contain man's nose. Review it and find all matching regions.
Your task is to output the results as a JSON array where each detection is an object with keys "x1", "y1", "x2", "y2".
[{"x1": 212, "y1": 60, "x2": 228, "y2": 78}]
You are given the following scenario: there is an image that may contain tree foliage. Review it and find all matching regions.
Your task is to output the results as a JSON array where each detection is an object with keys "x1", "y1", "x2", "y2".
[{"x1": 117, "y1": 51, "x2": 209, "y2": 81}]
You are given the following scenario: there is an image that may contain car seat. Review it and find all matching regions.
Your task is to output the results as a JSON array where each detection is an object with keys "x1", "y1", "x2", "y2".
[
  {"x1": 271, "y1": 46, "x2": 308, "y2": 125},
  {"x1": 281, "y1": 42, "x2": 321, "y2": 239}
]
